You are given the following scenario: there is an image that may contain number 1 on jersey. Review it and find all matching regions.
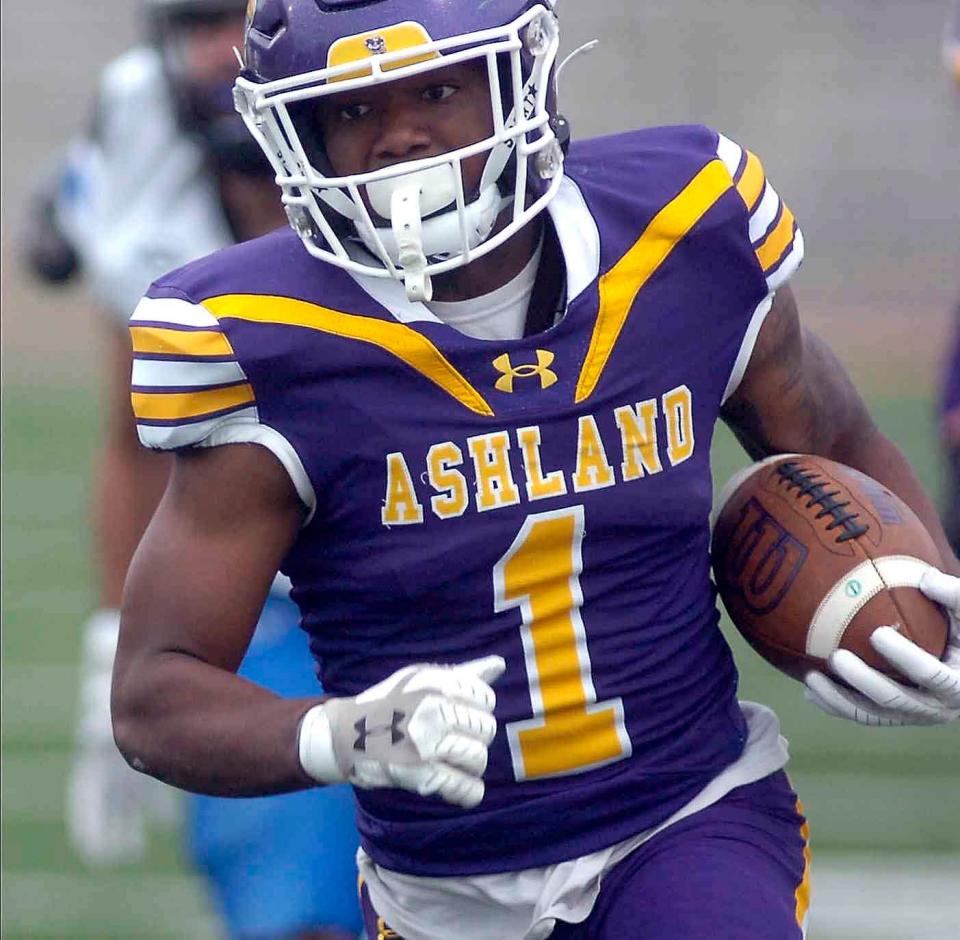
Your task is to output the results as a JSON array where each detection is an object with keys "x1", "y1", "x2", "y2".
[{"x1": 494, "y1": 506, "x2": 631, "y2": 780}]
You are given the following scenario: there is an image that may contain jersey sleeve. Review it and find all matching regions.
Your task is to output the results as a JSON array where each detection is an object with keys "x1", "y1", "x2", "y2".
[
  {"x1": 129, "y1": 291, "x2": 317, "y2": 516},
  {"x1": 715, "y1": 132, "x2": 804, "y2": 294}
]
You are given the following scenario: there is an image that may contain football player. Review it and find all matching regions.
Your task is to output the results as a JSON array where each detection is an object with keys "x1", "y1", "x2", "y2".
[
  {"x1": 23, "y1": 1, "x2": 362, "y2": 938},
  {"x1": 111, "y1": 1, "x2": 960, "y2": 937}
]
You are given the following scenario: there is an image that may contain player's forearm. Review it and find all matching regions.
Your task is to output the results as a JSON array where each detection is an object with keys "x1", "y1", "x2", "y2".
[{"x1": 112, "y1": 652, "x2": 323, "y2": 796}]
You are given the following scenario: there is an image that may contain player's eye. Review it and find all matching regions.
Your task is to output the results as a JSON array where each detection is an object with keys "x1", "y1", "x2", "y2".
[
  {"x1": 422, "y1": 83, "x2": 457, "y2": 103},
  {"x1": 337, "y1": 102, "x2": 373, "y2": 123}
]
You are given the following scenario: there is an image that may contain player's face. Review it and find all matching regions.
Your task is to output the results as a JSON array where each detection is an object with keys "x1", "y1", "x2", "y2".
[{"x1": 318, "y1": 61, "x2": 494, "y2": 216}]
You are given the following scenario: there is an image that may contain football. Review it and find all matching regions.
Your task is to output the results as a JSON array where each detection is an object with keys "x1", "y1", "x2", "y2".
[{"x1": 711, "y1": 454, "x2": 949, "y2": 682}]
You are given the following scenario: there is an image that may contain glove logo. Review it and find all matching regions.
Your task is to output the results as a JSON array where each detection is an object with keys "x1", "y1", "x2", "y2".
[{"x1": 353, "y1": 711, "x2": 406, "y2": 751}]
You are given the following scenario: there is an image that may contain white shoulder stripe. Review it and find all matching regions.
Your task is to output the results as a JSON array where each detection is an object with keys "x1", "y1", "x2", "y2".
[
  {"x1": 722, "y1": 293, "x2": 774, "y2": 404},
  {"x1": 715, "y1": 133, "x2": 743, "y2": 180},
  {"x1": 749, "y1": 183, "x2": 781, "y2": 245},
  {"x1": 765, "y1": 230, "x2": 804, "y2": 293},
  {"x1": 806, "y1": 556, "x2": 935, "y2": 660},
  {"x1": 131, "y1": 295, "x2": 219, "y2": 328},
  {"x1": 132, "y1": 358, "x2": 247, "y2": 389},
  {"x1": 137, "y1": 407, "x2": 259, "y2": 450}
]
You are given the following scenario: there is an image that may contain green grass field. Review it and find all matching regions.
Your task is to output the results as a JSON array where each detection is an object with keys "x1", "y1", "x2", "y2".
[{"x1": 2, "y1": 383, "x2": 959, "y2": 938}]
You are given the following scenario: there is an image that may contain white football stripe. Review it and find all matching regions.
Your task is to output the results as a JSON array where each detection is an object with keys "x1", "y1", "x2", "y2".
[
  {"x1": 137, "y1": 407, "x2": 259, "y2": 450},
  {"x1": 806, "y1": 556, "x2": 935, "y2": 659},
  {"x1": 715, "y1": 132, "x2": 743, "y2": 178},
  {"x1": 722, "y1": 293, "x2": 774, "y2": 404},
  {"x1": 765, "y1": 228, "x2": 805, "y2": 292},
  {"x1": 748, "y1": 182, "x2": 781, "y2": 244},
  {"x1": 131, "y1": 295, "x2": 219, "y2": 327},
  {"x1": 712, "y1": 453, "x2": 803, "y2": 524},
  {"x1": 132, "y1": 357, "x2": 246, "y2": 388}
]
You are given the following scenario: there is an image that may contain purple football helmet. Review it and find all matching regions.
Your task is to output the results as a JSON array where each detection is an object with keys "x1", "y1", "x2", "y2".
[{"x1": 234, "y1": 0, "x2": 563, "y2": 300}]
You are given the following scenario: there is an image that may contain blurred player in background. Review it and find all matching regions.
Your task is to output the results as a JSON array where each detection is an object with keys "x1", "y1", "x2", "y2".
[
  {"x1": 945, "y1": 0, "x2": 960, "y2": 84},
  {"x1": 108, "y1": 1, "x2": 960, "y2": 937},
  {"x1": 941, "y1": 2, "x2": 960, "y2": 554},
  {"x1": 941, "y1": 314, "x2": 960, "y2": 553},
  {"x1": 22, "y1": 1, "x2": 362, "y2": 937}
]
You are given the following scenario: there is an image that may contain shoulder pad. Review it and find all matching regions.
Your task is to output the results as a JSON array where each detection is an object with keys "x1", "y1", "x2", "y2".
[
  {"x1": 129, "y1": 293, "x2": 256, "y2": 451},
  {"x1": 715, "y1": 132, "x2": 804, "y2": 293}
]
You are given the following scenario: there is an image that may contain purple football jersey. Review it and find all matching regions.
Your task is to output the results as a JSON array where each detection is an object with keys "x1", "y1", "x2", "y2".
[{"x1": 130, "y1": 124, "x2": 804, "y2": 876}]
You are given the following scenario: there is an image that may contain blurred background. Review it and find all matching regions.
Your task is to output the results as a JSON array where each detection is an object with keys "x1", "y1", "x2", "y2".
[{"x1": 2, "y1": 0, "x2": 959, "y2": 937}]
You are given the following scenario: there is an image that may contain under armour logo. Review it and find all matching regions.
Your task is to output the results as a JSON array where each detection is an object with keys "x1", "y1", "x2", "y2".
[
  {"x1": 353, "y1": 711, "x2": 405, "y2": 751},
  {"x1": 365, "y1": 35, "x2": 387, "y2": 54},
  {"x1": 492, "y1": 350, "x2": 558, "y2": 393}
]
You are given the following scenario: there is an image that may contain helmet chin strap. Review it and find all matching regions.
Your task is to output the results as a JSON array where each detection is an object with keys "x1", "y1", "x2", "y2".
[
  {"x1": 387, "y1": 182, "x2": 432, "y2": 302},
  {"x1": 354, "y1": 164, "x2": 505, "y2": 302}
]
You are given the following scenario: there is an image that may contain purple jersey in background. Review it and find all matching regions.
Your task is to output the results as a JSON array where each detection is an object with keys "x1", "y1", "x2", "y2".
[{"x1": 941, "y1": 310, "x2": 960, "y2": 418}]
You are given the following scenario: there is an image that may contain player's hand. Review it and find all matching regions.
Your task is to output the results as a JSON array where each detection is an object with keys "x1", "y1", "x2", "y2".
[
  {"x1": 68, "y1": 610, "x2": 174, "y2": 865},
  {"x1": 803, "y1": 568, "x2": 960, "y2": 726},
  {"x1": 298, "y1": 656, "x2": 505, "y2": 809}
]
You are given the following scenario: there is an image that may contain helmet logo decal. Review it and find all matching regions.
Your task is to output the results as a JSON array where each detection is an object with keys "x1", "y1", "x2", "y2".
[
  {"x1": 327, "y1": 22, "x2": 438, "y2": 82},
  {"x1": 493, "y1": 351, "x2": 558, "y2": 393}
]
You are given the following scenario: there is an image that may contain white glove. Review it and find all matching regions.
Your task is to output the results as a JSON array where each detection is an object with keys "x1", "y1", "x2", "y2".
[
  {"x1": 804, "y1": 568, "x2": 960, "y2": 726},
  {"x1": 67, "y1": 610, "x2": 175, "y2": 865},
  {"x1": 298, "y1": 656, "x2": 505, "y2": 809}
]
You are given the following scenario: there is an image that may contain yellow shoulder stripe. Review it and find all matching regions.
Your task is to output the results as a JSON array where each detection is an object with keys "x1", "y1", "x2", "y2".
[
  {"x1": 575, "y1": 159, "x2": 731, "y2": 404},
  {"x1": 203, "y1": 294, "x2": 495, "y2": 418},
  {"x1": 130, "y1": 325, "x2": 234, "y2": 358},
  {"x1": 735, "y1": 150, "x2": 765, "y2": 212},
  {"x1": 755, "y1": 203, "x2": 796, "y2": 272},
  {"x1": 132, "y1": 383, "x2": 255, "y2": 421}
]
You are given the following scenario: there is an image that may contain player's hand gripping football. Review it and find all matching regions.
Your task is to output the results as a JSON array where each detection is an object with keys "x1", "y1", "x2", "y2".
[
  {"x1": 298, "y1": 656, "x2": 505, "y2": 808},
  {"x1": 804, "y1": 568, "x2": 960, "y2": 726},
  {"x1": 68, "y1": 610, "x2": 176, "y2": 864}
]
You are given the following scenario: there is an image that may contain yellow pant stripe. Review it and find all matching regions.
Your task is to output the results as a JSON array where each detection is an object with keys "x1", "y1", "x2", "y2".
[
  {"x1": 794, "y1": 799, "x2": 812, "y2": 929},
  {"x1": 575, "y1": 159, "x2": 731, "y2": 404},
  {"x1": 204, "y1": 293, "x2": 494, "y2": 417}
]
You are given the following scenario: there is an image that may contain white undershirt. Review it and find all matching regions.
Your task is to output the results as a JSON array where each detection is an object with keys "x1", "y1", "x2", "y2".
[{"x1": 424, "y1": 238, "x2": 544, "y2": 341}]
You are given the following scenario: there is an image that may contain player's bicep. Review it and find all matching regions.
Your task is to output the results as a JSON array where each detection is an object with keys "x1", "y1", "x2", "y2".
[
  {"x1": 119, "y1": 443, "x2": 304, "y2": 674},
  {"x1": 720, "y1": 285, "x2": 878, "y2": 461}
]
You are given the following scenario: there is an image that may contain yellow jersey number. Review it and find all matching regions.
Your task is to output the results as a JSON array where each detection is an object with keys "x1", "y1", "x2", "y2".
[{"x1": 493, "y1": 505, "x2": 632, "y2": 781}]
